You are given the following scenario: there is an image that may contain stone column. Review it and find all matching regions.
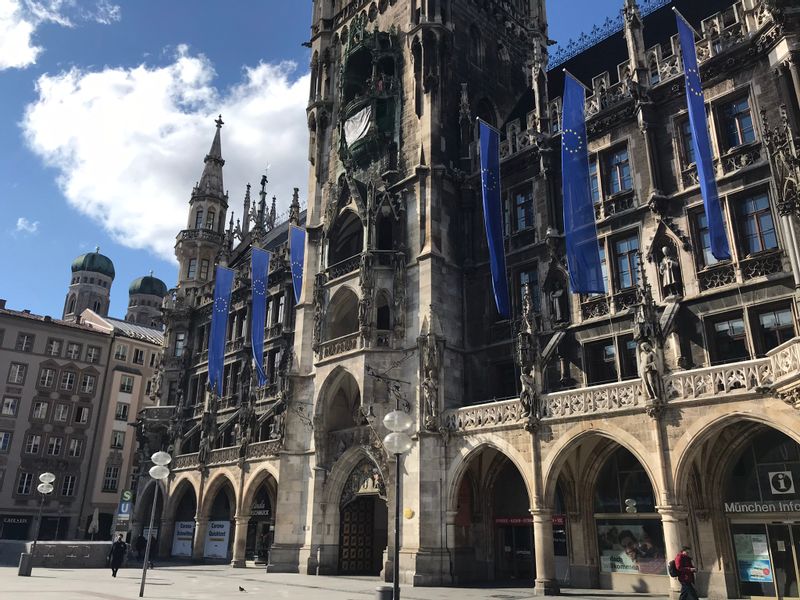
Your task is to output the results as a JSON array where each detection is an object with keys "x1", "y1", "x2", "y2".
[
  {"x1": 531, "y1": 508, "x2": 560, "y2": 596},
  {"x1": 658, "y1": 505, "x2": 690, "y2": 599},
  {"x1": 787, "y1": 57, "x2": 800, "y2": 111},
  {"x1": 159, "y1": 518, "x2": 175, "y2": 558},
  {"x1": 231, "y1": 514, "x2": 250, "y2": 567},
  {"x1": 192, "y1": 517, "x2": 209, "y2": 561}
]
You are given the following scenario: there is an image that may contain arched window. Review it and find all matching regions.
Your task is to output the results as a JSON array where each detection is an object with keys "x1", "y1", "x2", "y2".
[
  {"x1": 194, "y1": 208, "x2": 204, "y2": 229},
  {"x1": 67, "y1": 295, "x2": 76, "y2": 314},
  {"x1": 376, "y1": 292, "x2": 391, "y2": 330},
  {"x1": 326, "y1": 288, "x2": 359, "y2": 339},
  {"x1": 328, "y1": 211, "x2": 363, "y2": 266},
  {"x1": 207, "y1": 210, "x2": 216, "y2": 230},
  {"x1": 376, "y1": 212, "x2": 393, "y2": 251},
  {"x1": 92, "y1": 300, "x2": 101, "y2": 313},
  {"x1": 469, "y1": 25, "x2": 484, "y2": 69}
]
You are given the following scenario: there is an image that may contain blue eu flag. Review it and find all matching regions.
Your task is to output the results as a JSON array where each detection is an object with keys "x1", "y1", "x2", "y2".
[
  {"x1": 208, "y1": 266, "x2": 234, "y2": 396},
  {"x1": 478, "y1": 119, "x2": 511, "y2": 320},
  {"x1": 676, "y1": 11, "x2": 731, "y2": 261},
  {"x1": 251, "y1": 248, "x2": 271, "y2": 387},
  {"x1": 290, "y1": 225, "x2": 306, "y2": 304},
  {"x1": 562, "y1": 72, "x2": 605, "y2": 295}
]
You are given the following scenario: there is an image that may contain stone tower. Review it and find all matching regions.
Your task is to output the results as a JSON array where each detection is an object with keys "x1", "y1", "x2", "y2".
[
  {"x1": 126, "y1": 272, "x2": 167, "y2": 327},
  {"x1": 270, "y1": 0, "x2": 549, "y2": 587},
  {"x1": 63, "y1": 247, "x2": 115, "y2": 320},
  {"x1": 175, "y1": 116, "x2": 229, "y2": 291}
]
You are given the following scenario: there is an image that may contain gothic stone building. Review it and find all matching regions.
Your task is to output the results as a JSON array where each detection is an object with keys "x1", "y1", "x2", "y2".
[{"x1": 135, "y1": 1, "x2": 800, "y2": 598}]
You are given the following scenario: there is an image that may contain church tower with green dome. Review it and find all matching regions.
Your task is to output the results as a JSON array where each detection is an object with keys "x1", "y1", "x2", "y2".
[
  {"x1": 126, "y1": 272, "x2": 168, "y2": 327},
  {"x1": 63, "y1": 247, "x2": 115, "y2": 320}
]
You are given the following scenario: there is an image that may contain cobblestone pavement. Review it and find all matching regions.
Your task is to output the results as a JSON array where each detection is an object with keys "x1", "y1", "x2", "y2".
[{"x1": 0, "y1": 564, "x2": 669, "y2": 600}]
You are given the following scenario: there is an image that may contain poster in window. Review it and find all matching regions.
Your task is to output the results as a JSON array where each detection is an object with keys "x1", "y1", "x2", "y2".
[
  {"x1": 204, "y1": 520, "x2": 230, "y2": 559},
  {"x1": 171, "y1": 521, "x2": 195, "y2": 557},
  {"x1": 596, "y1": 520, "x2": 666, "y2": 574},
  {"x1": 734, "y1": 533, "x2": 773, "y2": 583}
]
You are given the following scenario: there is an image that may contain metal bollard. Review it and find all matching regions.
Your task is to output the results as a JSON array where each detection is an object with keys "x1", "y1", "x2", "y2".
[
  {"x1": 18, "y1": 552, "x2": 32, "y2": 576},
  {"x1": 375, "y1": 584, "x2": 393, "y2": 600}
]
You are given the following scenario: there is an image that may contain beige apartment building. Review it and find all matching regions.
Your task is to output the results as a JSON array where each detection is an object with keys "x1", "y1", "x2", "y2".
[{"x1": 0, "y1": 250, "x2": 166, "y2": 542}]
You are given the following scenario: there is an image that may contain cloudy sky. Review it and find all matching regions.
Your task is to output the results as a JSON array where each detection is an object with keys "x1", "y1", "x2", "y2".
[{"x1": 1, "y1": 0, "x2": 618, "y2": 319}]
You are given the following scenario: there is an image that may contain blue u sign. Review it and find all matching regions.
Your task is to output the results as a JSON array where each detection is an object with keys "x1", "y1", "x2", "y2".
[{"x1": 118, "y1": 501, "x2": 132, "y2": 516}]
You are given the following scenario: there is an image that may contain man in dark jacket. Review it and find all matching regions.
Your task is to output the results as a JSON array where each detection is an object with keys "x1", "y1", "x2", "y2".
[
  {"x1": 108, "y1": 534, "x2": 128, "y2": 578},
  {"x1": 135, "y1": 535, "x2": 146, "y2": 561},
  {"x1": 675, "y1": 546, "x2": 699, "y2": 600}
]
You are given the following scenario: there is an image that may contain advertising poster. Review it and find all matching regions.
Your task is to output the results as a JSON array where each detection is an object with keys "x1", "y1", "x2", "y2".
[
  {"x1": 734, "y1": 533, "x2": 773, "y2": 583},
  {"x1": 204, "y1": 520, "x2": 230, "y2": 559},
  {"x1": 596, "y1": 520, "x2": 666, "y2": 575},
  {"x1": 171, "y1": 521, "x2": 195, "y2": 557}
]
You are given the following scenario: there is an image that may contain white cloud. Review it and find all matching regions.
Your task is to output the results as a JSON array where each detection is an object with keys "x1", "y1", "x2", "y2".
[
  {"x1": 15, "y1": 217, "x2": 39, "y2": 234},
  {"x1": 21, "y1": 46, "x2": 311, "y2": 261},
  {"x1": 0, "y1": 0, "x2": 120, "y2": 71}
]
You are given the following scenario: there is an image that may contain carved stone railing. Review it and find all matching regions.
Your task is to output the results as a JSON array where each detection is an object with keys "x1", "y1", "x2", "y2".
[
  {"x1": 613, "y1": 288, "x2": 639, "y2": 312},
  {"x1": 193, "y1": 404, "x2": 204, "y2": 417},
  {"x1": 697, "y1": 262, "x2": 736, "y2": 291},
  {"x1": 581, "y1": 295, "x2": 610, "y2": 320},
  {"x1": 172, "y1": 453, "x2": 200, "y2": 470},
  {"x1": 586, "y1": 80, "x2": 633, "y2": 118},
  {"x1": 225, "y1": 338, "x2": 244, "y2": 354},
  {"x1": 207, "y1": 447, "x2": 239, "y2": 466},
  {"x1": 681, "y1": 164, "x2": 699, "y2": 189},
  {"x1": 267, "y1": 323, "x2": 283, "y2": 340},
  {"x1": 317, "y1": 332, "x2": 361, "y2": 360},
  {"x1": 740, "y1": 251, "x2": 784, "y2": 280},
  {"x1": 245, "y1": 439, "x2": 282, "y2": 459},
  {"x1": 326, "y1": 255, "x2": 360, "y2": 280},
  {"x1": 178, "y1": 229, "x2": 224, "y2": 245},
  {"x1": 599, "y1": 191, "x2": 637, "y2": 219},
  {"x1": 721, "y1": 143, "x2": 763, "y2": 175},
  {"x1": 443, "y1": 398, "x2": 526, "y2": 432},
  {"x1": 545, "y1": 380, "x2": 644, "y2": 418},
  {"x1": 769, "y1": 338, "x2": 800, "y2": 384},
  {"x1": 664, "y1": 358, "x2": 773, "y2": 400}
]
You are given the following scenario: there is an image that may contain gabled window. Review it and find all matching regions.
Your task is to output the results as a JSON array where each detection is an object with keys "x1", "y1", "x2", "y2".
[
  {"x1": 736, "y1": 193, "x2": 777, "y2": 256},
  {"x1": 60, "y1": 371, "x2": 76, "y2": 391},
  {"x1": 721, "y1": 97, "x2": 755, "y2": 150},
  {"x1": 79, "y1": 374, "x2": 96, "y2": 394},
  {"x1": 54, "y1": 404, "x2": 69, "y2": 423},
  {"x1": 25, "y1": 434, "x2": 41, "y2": 454},
  {"x1": 1, "y1": 397, "x2": 18, "y2": 417},
  {"x1": 46, "y1": 436, "x2": 62, "y2": 456},
  {"x1": 32, "y1": 401, "x2": 48, "y2": 420},
  {"x1": 39, "y1": 368, "x2": 55, "y2": 388},
  {"x1": 8, "y1": 363, "x2": 26, "y2": 385},
  {"x1": 605, "y1": 147, "x2": 632, "y2": 195}
]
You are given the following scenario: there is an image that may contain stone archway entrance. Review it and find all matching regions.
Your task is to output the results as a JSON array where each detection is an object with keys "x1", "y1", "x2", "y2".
[
  {"x1": 451, "y1": 446, "x2": 536, "y2": 585},
  {"x1": 245, "y1": 480, "x2": 275, "y2": 563},
  {"x1": 338, "y1": 459, "x2": 388, "y2": 576}
]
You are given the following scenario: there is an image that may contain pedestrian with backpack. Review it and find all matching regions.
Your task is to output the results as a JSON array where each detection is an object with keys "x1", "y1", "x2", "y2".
[{"x1": 670, "y1": 546, "x2": 699, "y2": 600}]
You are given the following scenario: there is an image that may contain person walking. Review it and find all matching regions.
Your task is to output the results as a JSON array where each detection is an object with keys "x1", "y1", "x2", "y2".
[
  {"x1": 135, "y1": 535, "x2": 146, "y2": 561},
  {"x1": 675, "y1": 546, "x2": 699, "y2": 600},
  {"x1": 108, "y1": 534, "x2": 128, "y2": 578}
]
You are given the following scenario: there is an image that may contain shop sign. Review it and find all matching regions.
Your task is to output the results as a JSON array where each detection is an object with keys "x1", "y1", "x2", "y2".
[
  {"x1": 204, "y1": 521, "x2": 230, "y2": 559},
  {"x1": 2, "y1": 516, "x2": 30, "y2": 525},
  {"x1": 495, "y1": 517, "x2": 533, "y2": 525},
  {"x1": 725, "y1": 500, "x2": 800, "y2": 513},
  {"x1": 769, "y1": 472, "x2": 795, "y2": 495},
  {"x1": 171, "y1": 521, "x2": 195, "y2": 557},
  {"x1": 251, "y1": 501, "x2": 270, "y2": 518}
]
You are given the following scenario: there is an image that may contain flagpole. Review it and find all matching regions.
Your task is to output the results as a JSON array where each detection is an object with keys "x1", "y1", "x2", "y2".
[
  {"x1": 562, "y1": 69, "x2": 591, "y2": 92},
  {"x1": 672, "y1": 7, "x2": 702, "y2": 39}
]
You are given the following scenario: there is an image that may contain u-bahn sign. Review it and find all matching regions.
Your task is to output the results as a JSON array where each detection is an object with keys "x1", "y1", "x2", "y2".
[{"x1": 725, "y1": 500, "x2": 800, "y2": 513}]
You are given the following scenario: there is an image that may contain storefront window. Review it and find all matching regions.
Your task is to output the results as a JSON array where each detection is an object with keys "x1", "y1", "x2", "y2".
[{"x1": 595, "y1": 447, "x2": 665, "y2": 575}]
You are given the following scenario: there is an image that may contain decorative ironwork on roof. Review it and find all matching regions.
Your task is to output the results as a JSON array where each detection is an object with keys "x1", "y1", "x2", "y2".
[{"x1": 548, "y1": 0, "x2": 671, "y2": 70}]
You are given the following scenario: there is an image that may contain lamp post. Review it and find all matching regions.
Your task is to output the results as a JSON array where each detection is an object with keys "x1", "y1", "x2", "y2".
[
  {"x1": 18, "y1": 472, "x2": 55, "y2": 576},
  {"x1": 382, "y1": 407, "x2": 413, "y2": 600},
  {"x1": 139, "y1": 451, "x2": 171, "y2": 598}
]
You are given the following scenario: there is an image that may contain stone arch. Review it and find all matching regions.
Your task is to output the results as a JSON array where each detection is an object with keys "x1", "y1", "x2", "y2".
[
  {"x1": 133, "y1": 479, "x2": 167, "y2": 524},
  {"x1": 542, "y1": 422, "x2": 662, "y2": 506},
  {"x1": 199, "y1": 471, "x2": 238, "y2": 519},
  {"x1": 241, "y1": 463, "x2": 280, "y2": 514},
  {"x1": 447, "y1": 436, "x2": 534, "y2": 514},
  {"x1": 325, "y1": 286, "x2": 360, "y2": 340},
  {"x1": 328, "y1": 208, "x2": 363, "y2": 266},
  {"x1": 375, "y1": 289, "x2": 391, "y2": 331},
  {"x1": 164, "y1": 475, "x2": 200, "y2": 521},
  {"x1": 672, "y1": 408, "x2": 800, "y2": 503},
  {"x1": 323, "y1": 446, "x2": 385, "y2": 507}
]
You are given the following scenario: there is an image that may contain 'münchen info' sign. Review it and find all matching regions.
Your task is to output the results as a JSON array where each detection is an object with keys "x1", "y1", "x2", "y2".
[{"x1": 725, "y1": 500, "x2": 800, "y2": 513}]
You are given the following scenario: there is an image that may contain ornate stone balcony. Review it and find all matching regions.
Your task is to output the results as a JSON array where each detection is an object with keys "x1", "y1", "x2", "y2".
[
  {"x1": 172, "y1": 452, "x2": 200, "y2": 470},
  {"x1": 442, "y1": 346, "x2": 791, "y2": 434},
  {"x1": 326, "y1": 255, "x2": 360, "y2": 280},
  {"x1": 317, "y1": 332, "x2": 361, "y2": 360}
]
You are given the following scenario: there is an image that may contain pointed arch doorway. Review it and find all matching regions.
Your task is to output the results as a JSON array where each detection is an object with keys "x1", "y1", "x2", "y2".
[{"x1": 338, "y1": 459, "x2": 388, "y2": 576}]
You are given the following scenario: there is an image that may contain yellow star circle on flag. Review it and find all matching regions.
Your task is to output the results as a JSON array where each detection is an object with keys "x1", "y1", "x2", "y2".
[
  {"x1": 481, "y1": 167, "x2": 498, "y2": 191},
  {"x1": 686, "y1": 67, "x2": 704, "y2": 98},
  {"x1": 562, "y1": 128, "x2": 584, "y2": 155}
]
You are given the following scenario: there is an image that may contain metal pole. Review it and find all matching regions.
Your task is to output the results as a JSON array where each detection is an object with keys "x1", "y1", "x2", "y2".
[
  {"x1": 393, "y1": 453, "x2": 401, "y2": 600},
  {"x1": 139, "y1": 485, "x2": 159, "y2": 598},
  {"x1": 30, "y1": 492, "x2": 46, "y2": 560}
]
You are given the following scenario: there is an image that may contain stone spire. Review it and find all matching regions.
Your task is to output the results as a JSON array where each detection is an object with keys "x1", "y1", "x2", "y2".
[
  {"x1": 242, "y1": 183, "x2": 251, "y2": 235},
  {"x1": 289, "y1": 187, "x2": 301, "y2": 225},
  {"x1": 623, "y1": 0, "x2": 647, "y2": 84},
  {"x1": 268, "y1": 196, "x2": 277, "y2": 230},
  {"x1": 197, "y1": 115, "x2": 226, "y2": 199}
]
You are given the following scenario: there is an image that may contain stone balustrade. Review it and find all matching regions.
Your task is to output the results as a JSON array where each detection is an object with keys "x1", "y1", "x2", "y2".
[
  {"x1": 317, "y1": 332, "x2": 361, "y2": 360},
  {"x1": 172, "y1": 452, "x2": 200, "y2": 470},
  {"x1": 443, "y1": 346, "x2": 791, "y2": 433}
]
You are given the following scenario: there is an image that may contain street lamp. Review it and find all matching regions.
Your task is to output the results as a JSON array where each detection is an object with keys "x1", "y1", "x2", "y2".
[
  {"x1": 382, "y1": 408, "x2": 413, "y2": 600},
  {"x1": 18, "y1": 472, "x2": 55, "y2": 576},
  {"x1": 139, "y1": 451, "x2": 171, "y2": 598}
]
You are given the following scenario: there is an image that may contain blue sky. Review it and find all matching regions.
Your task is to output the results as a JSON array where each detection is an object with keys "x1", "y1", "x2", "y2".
[{"x1": 0, "y1": 0, "x2": 622, "y2": 320}]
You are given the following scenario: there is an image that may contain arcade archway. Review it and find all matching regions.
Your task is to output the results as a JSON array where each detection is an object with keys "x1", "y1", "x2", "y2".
[
  {"x1": 338, "y1": 458, "x2": 388, "y2": 575},
  {"x1": 201, "y1": 477, "x2": 236, "y2": 560}
]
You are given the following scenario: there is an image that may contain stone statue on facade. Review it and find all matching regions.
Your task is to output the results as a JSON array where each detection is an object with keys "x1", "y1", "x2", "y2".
[
  {"x1": 421, "y1": 374, "x2": 439, "y2": 431},
  {"x1": 639, "y1": 341, "x2": 661, "y2": 402},
  {"x1": 659, "y1": 246, "x2": 681, "y2": 298},
  {"x1": 519, "y1": 366, "x2": 536, "y2": 418},
  {"x1": 392, "y1": 251, "x2": 406, "y2": 339}
]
